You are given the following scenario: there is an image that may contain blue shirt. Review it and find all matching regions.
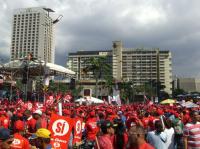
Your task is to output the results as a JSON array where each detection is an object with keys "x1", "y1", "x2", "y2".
[{"x1": 147, "y1": 131, "x2": 167, "y2": 149}]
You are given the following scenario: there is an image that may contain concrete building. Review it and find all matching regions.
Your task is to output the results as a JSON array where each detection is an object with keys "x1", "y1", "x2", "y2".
[
  {"x1": 67, "y1": 41, "x2": 172, "y2": 95},
  {"x1": 10, "y1": 7, "x2": 55, "y2": 63},
  {"x1": 173, "y1": 77, "x2": 200, "y2": 93}
]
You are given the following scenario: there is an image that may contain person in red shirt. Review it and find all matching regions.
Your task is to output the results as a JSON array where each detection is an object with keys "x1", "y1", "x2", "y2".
[
  {"x1": 32, "y1": 109, "x2": 47, "y2": 131},
  {"x1": 0, "y1": 111, "x2": 9, "y2": 129},
  {"x1": 128, "y1": 125, "x2": 154, "y2": 149},
  {"x1": 113, "y1": 119, "x2": 128, "y2": 149},
  {"x1": 24, "y1": 110, "x2": 36, "y2": 135},
  {"x1": 96, "y1": 120, "x2": 114, "y2": 149},
  {"x1": 142, "y1": 112, "x2": 150, "y2": 129},
  {"x1": 85, "y1": 111, "x2": 99, "y2": 147},
  {"x1": 182, "y1": 110, "x2": 190, "y2": 125},
  {"x1": 148, "y1": 113, "x2": 160, "y2": 131},
  {"x1": 11, "y1": 120, "x2": 30, "y2": 149}
]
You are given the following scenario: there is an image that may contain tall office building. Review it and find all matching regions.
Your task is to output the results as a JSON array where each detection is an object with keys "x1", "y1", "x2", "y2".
[
  {"x1": 67, "y1": 50, "x2": 113, "y2": 80},
  {"x1": 10, "y1": 7, "x2": 55, "y2": 63},
  {"x1": 67, "y1": 41, "x2": 172, "y2": 94}
]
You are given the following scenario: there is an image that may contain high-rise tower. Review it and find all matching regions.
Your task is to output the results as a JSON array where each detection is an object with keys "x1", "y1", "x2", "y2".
[{"x1": 10, "y1": 7, "x2": 55, "y2": 63}]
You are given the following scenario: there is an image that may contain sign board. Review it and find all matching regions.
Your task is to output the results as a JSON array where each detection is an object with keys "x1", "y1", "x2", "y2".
[{"x1": 48, "y1": 114, "x2": 73, "y2": 149}]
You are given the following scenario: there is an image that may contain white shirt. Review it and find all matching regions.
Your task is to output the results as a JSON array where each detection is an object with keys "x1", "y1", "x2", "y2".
[{"x1": 164, "y1": 127, "x2": 175, "y2": 149}]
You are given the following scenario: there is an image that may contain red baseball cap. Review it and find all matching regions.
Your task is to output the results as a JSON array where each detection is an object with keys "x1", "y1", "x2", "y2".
[
  {"x1": 63, "y1": 109, "x2": 71, "y2": 115},
  {"x1": 17, "y1": 113, "x2": 23, "y2": 118},
  {"x1": 15, "y1": 120, "x2": 24, "y2": 131},
  {"x1": 89, "y1": 111, "x2": 95, "y2": 117}
]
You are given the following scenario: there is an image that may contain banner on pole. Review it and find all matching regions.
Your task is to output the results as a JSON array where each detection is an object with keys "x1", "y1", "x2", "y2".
[
  {"x1": 48, "y1": 114, "x2": 73, "y2": 149},
  {"x1": 73, "y1": 118, "x2": 83, "y2": 144}
]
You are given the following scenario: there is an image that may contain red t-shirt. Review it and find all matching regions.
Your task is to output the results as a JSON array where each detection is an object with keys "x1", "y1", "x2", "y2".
[
  {"x1": 26, "y1": 116, "x2": 36, "y2": 133},
  {"x1": 128, "y1": 142, "x2": 154, "y2": 149},
  {"x1": 96, "y1": 134, "x2": 114, "y2": 149},
  {"x1": 0, "y1": 116, "x2": 9, "y2": 128},
  {"x1": 86, "y1": 117, "x2": 99, "y2": 141},
  {"x1": 11, "y1": 133, "x2": 30, "y2": 149},
  {"x1": 149, "y1": 117, "x2": 159, "y2": 130},
  {"x1": 183, "y1": 114, "x2": 190, "y2": 125},
  {"x1": 142, "y1": 117, "x2": 149, "y2": 129}
]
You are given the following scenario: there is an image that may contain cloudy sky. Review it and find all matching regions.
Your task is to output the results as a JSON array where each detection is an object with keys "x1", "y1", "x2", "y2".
[{"x1": 0, "y1": 0, "x2": 200, "y2": 77}]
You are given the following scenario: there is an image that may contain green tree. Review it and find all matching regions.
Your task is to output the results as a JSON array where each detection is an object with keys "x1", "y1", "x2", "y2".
[
  {"x1": 71, "y1": 85, "x2": 83, "y2": 100},
  {"x1": 16, "y1": 80, "x2": 23, "y2": 91},
  {"x1": 104, "y1": 75, "x2": 114, "y2": 95},
  {"x1": 48, "y1": 80, "x2": 69, "y2": 93},
  {"x1": 118, "y1": 80, "x2": 135, "y2": 103},
  {"x1": 83, "y1": 56, "x2": 111, "y2": 97},
  {"x1": 146, "y1": 80, "x2": 165, "y2": 98}
]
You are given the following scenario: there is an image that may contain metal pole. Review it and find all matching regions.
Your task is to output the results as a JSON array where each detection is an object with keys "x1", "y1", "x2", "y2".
[
  {"x1": 25, "y1": 59, "x2": 30, "y2": 101},
  {"x1": 10, "y1": 71, "x2": 12, "y2": 102}
]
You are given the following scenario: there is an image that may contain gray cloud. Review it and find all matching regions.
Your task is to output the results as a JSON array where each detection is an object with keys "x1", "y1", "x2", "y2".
[{"x1": 0, "y1": 0, "x2": 200, "y2": 77}]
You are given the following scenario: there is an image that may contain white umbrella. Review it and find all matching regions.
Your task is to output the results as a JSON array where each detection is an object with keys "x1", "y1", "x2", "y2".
[
  {"x1": 181, "y1": 101, "x2": 199, "y2": 108},
  {"x1": 75, "y1": 97, "x2": 104, "y2": 104},
  {"x1": 1, "y1": 60, "x2": 75, "y2": 76}
]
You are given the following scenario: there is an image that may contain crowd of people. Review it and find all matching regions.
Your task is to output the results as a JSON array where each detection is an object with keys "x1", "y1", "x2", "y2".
[{"x1": 0, "y1": 98, "x2": 200, "y2": 149}]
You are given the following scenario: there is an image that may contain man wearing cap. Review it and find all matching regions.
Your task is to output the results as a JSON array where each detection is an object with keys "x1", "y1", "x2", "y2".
[
  {"x1": 0, "y1": 128, "x2": 14, "y2": 149},
  {"x1": 33, "y1": 128, "x2": 54, "y2": 149},
  {"x1": 24, "y1": 110, "x2": 36, "y2": 134},
  {"x1": 33, "y1": 109, "x2": 47, "y2": 131},
  {"x1": 96, "y1": 120, "x2": 114, "y2": 149},
  {"x1": 10, "y1": 120, "x2": 30, "y2": 149},
  {"x1": 85, "y1": 111, "x2": 99, "y2": 147},
  {"x1": 117, "y1": 111, "x2": 126, "y2": 125}
]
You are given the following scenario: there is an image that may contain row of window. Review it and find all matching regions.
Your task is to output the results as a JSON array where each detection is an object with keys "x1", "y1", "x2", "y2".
[
  {"x1": 11, "y1": 46, "x2": 39, "y2": 50},
  {"x1": 14, "y1": 13, "x2": 40, "y2": 17},
  {"x1": 12, "y1": 39, "x2": 39, "y2": 43},
  {"x1": 13, "y1": 25, "x2": 40, "y2": 31},
  {"x1": 13, "y1": 33, "x2": 39, "y2": 37},
  {"x1": 12, "y1": 39, "x2": 38, "y2": 43},
  {"x1": 12, "y1": 42, "x2": 39, "y2": 47},
  {"x1": 13, "y1": 30, "x2": 39, "y2": 34},
  {"x1": 12, "y1": 38, "x2": 39, "y2": 42},
  {"x1": 14, "y1": 19, "x2": 39, "y2": 23},
  {"x1": 11, "y1": 51, "x2": 38, "y2": 56},
  {"x1": 13, "y1": 24, "x2": 40, "y2": 28}
]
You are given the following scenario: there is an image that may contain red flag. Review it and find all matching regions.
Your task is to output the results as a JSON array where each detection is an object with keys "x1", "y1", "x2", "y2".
[
  {"x1": 45, "y1": 95, "x2": 54, "y2": 106},
  {"x1": 48, "y1": 114, "x2": 73, "y2": 149},
  {"x1": 73, "y1": 118, "x2": 83, "y2": 144},
  {"x1": 27, "y1": 101, "x2": 33, "y2": 110},
  {"x1": 63, "y1": 94, "x2": 72, "y2": 102},
  {"x1": 56, "y1": 93, "x2": 62, "y2": 101},
  {"x1": 16, "y1": 99, "x2": 24, "y2": 106},
  {"x1": 34, "y1": 102, "x2": 45, "y2": 112}
]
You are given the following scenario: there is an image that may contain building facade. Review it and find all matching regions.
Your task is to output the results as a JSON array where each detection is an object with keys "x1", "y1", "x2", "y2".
[
  {"x1": 10, "y1": 7, "x2": 55, "y2": 63},
  {"x1": 67, "y1": 41, "x2": 172, "y2": 94},
  {"x1": 173, "y1": 77, "x2": 200, "y2": 93}
]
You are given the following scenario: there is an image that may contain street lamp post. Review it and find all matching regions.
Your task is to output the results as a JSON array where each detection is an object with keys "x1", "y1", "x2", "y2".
[{"x1": 42, "y1": 8, "x2": 63, "y2": 103}]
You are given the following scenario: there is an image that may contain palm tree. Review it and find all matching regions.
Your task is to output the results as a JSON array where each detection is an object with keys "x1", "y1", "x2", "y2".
[
  {"x1": 83, "y1": 56, "x2": 111, "y2": 97},
  {"x1": 104, "y1": 75, "x2": 114, "y2": 95}
]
